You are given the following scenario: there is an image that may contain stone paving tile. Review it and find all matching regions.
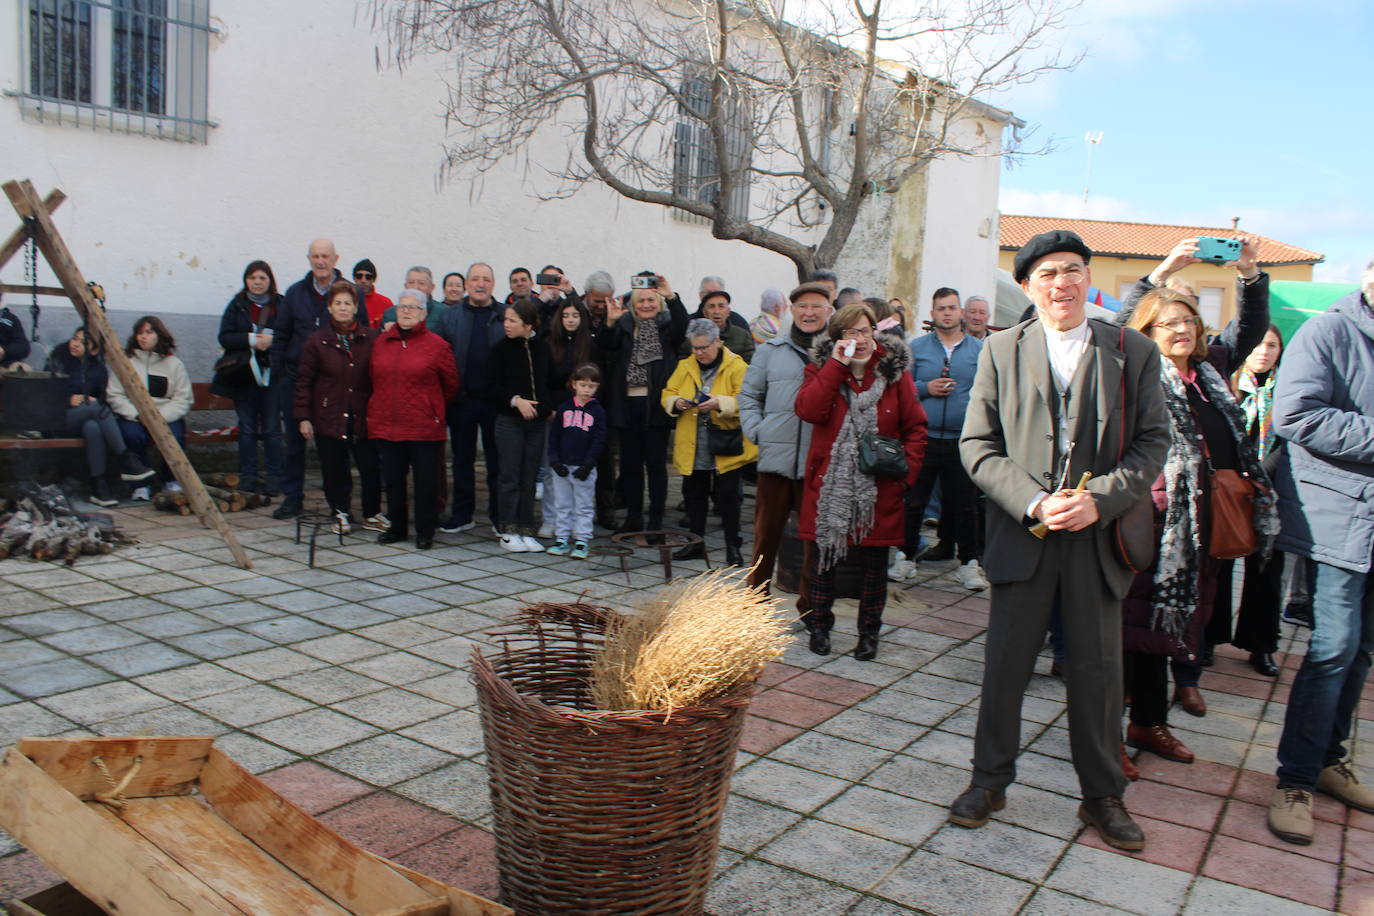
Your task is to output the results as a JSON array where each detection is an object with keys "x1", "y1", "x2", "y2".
[
  {"x1": 1182, "y1": 876, "x2": 1332, "y2": 915},
  {"x1": 107, "y1": 573, "x2": 200, "y2": 597},
  {"x1": 0, "y1": 657, "x2": 116, "y2": 697},
  {"x1": 301, "y1": 604, "x2": 397, "y2": 630},
  {"x1": 769, "y1": 731, "x2": 893, "y2": 782},
  {"x1": 212, "y1": 730, "x2": 300, "y2": 773},
  {"x1": 0, "y1": 702, "x2": 77, "y2": 748},
  {"x1": 333, "y1": 688, "x2": 453, "y2": 731},
  {"x1": 271, "y1": 667, "x2": 389, "y2": 704},
  {"x1": 134, "y1": 662, "x2": 254, "y2": 700},
  {"x1": 87, "y1": 641, "x2": 199, "y2": 677},
  {"x1": 353, "y1": 620, "x2": 451, "y2": 649},
  {"x1": 318, "y1": 733, "x2": 456, "y2": 785},
  {"x1": 393, "y1": 759, "x2": 492, "y2": 822},
  {"x1": 294, "y1": 633, "x2": 390, "y2": 664},
  {"x1": 398, "y1": 709, "x2": 486, "y2": 758},
  {"x1": 872, "y1": 850, "x2": 1032, "y2": 916},
  {"x1": 814, "y1": 785, "x2": 948, "y2": 848},
  {"x1": 36, "y1": 622, "x2": 145, "y2": 654},
  {"x1": 36, "y1": 582, "x2": 136, "y2": 605},
  {"x1": 153, "y1": 586, "x2": 238, "y2": 609},
  {"x1": 1201, "y1": 834, "x2": 1339, "y2": 909},
  {"x1": 392, "y1": 824, "x2": 502, "y2": 903},
  {"x1": 256, "y1": 589, "x2": 347, "y2": 612},
  {"x1": 165, "y1": 627, "x2": 276, "y2": 659},
  {"x1": 864, "y1": 753, "x2": 971, "y2": 808},
  {"x1": 717, "y1": 795, "x2": 803, "y2": 854},
  {"x1": 5, "y1": 608, "x2": 104, "y2": 637},
  {"x1": 1216, "y1": 797, "x2": 1345, "y2": 864},
  {"x1": 194, "y1": 601, "x2": 283, "y2": 626},
  {"x1": 0, "y1": 688, "x2": 18, "y2": 707},
  {"x1": 749, "y1": 689, "x2": 845, "y2": 728},
  {"x1": 239, "y1": 615, "x2": 340, "y2": 644},
  {"x1": 217, "y1": 646, "x2": 329, "y2": 679},
  {"x1": 91, "y1": 703, "x2": 230, "y2": 738},
  {"x1": 0, "y1": 592, "x2": 62, "y2": 615},
  {"x1": 392, "y1": 639, "x2": 475, "y2": 672},
  {"x1": 0, "y1": 640, "x2": 63, "y2": 669},
  {"x1": 407, "y1": 671, "x2": 477, "y2": 708},
  {"x1": 36, "y1": 681, "x2": 168, "y2": 726},
  {"x1": 708, "y1": 859, "x2": 861, "y2": 916},
  {"x1": 922, "y1": 819, "x2": 1068, "y2": 883},
  {"x1": 318, "y1": 791, "x2": 460, "y2": 857},
  {"x1": 1020, "y1": 887, "x2": 1137, "y2": 915},
  {"x1": 188, "y1": 684, "x2": 316, "y2": 727},
  {"x1": 732, "y1": 759, "x2": 849, "y2": 813},
  {"x1": 1120, "y1": 776, "x2": 1227, "y2": 832},
  {"x1": 246, "y1": 708, "x2": 381, "y2": 755},
  {"x1": 1077, "y1": 810, "x2": 1209, "y2": 873},
  {"x1": 122, "y1": 609, "x2": 221, "y2": 638},
  {"x1": 1045, "y1": 844, "x2": 1194, "y2": 916},
  {"x1": 758, "y1": 818, "x2": 912, "y2": 890},
  {"x1": 739, "y1": 715, "x2": 803, "y2": 755},
  {"x1": 258, "y1": 760, "x2": 374, "y2": 814}
]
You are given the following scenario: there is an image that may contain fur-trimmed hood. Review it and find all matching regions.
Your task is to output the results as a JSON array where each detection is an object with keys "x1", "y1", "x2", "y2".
[{"x1": 810, "y1": 330, "x2": 911, "y2": 382}]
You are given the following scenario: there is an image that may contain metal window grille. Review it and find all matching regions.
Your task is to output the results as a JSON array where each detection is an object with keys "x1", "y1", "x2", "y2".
[
  {"x1": 12, "y1": 0, "x2": 214, "y2": 142},
  {"x1": 671, "y1": 74, "x2": 750, "y2": 221}
]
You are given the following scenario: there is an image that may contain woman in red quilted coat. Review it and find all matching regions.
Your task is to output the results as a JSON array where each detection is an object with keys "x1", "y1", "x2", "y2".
[
  {"x1": 795, "y1": 302, "x2": 927, "y2": 661},
  {"x1": 368, "y1": 290, "x2": 459, "y2": 549}
]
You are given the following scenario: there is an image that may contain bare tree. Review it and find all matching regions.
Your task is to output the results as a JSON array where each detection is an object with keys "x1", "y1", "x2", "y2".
[{"x1": 370, "y1": 0, "x2": 1080, "y2": 280}]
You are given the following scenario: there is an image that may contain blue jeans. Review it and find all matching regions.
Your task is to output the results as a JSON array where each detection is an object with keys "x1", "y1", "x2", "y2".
[
  {"x1": 233, "y1": 386, "x2": 282, "y2": 490},
  {"x1": 117, "y1": 417, "x2": 186, "y2": 483},
  {"x1": 273, "y1": 375, "x2": 307, "y2": 504},
  {"x1": 1276, "y1": 555, "x2": 1374, "y2": 789}
]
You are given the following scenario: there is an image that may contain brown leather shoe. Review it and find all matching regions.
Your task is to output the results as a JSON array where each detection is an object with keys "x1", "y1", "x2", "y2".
[
  {"x1": 948, "y1": 784, "x2": 1006, "y2": 828},
  {"x1": 1120, "y1": 744, "x2": 1140, "y2": 781},
  {"x1": 1173, "y1": 685, "x2": 1207, "y2": 717},
  {"x1": 1126, "y1": 724, "x2": 1195, "y2": 764},
  {"x1": 1079, "y1": 796, "x2": 1146, "y2": 851}
]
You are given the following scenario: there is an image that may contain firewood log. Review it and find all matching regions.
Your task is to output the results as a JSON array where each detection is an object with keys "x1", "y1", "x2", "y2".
[{"x1": 201, "y1": 472, "x2": 241, "y2": 490}]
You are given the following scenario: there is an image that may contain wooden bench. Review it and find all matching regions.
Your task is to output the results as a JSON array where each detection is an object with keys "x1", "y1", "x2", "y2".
[{"x1": 0, "y1": 382, "x2": 240, "y2": 450}]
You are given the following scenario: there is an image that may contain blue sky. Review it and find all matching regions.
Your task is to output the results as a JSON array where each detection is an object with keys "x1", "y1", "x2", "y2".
[{"x1": 994, "y1": 0, "x2": 1371, "y2": 283}]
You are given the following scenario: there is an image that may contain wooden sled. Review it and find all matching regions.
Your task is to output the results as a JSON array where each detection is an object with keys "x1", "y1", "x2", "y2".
[{"x1": 0, "y1": 736, "x2": 511, "y2": 916}]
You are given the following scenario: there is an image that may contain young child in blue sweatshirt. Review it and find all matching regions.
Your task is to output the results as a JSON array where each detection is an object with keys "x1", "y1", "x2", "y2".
[{"x1": 545, "y1": 363, "x2": 607, "y2": 559}]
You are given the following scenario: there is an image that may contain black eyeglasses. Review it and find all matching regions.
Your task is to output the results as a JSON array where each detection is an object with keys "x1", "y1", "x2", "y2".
[{"x1": 353, "y1": 271, "x2": 375, "y2": 280}]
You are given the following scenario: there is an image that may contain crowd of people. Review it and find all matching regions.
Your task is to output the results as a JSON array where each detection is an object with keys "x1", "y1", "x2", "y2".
[{"x1": 8, "y1": 227, "x2": 1371, "y2": 859}]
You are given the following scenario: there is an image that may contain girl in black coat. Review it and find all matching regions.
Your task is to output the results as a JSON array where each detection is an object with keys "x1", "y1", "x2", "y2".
[
  {"x1": 213, "y1": 260, "x2": 283, "y2": 495},
  {"x1": 488, "y1": 298, "x2": 554, "y2": 551},
  {"x1": 594, "y1": 276, "x2": 688, "y2": 531},
  {"x1": 44, "y1": 328, "x2": 154, "y2": 506}
]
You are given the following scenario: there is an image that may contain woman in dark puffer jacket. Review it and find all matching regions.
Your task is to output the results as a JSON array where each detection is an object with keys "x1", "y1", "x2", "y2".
[{"x1": 295, "y1": 280, "x2": 381, "y2": 535}]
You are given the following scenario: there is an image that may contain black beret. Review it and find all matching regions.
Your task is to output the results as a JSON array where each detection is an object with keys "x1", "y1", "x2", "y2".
[
  {"x1": 352, "y1": 258, "x2": 377, "y2": 276},
  {"x1": 1012, "y1": 230, "x2": 1092, "y2": 283},
  {"x1": 699, "y1": 290, "x2": 732, "y2": 307}
]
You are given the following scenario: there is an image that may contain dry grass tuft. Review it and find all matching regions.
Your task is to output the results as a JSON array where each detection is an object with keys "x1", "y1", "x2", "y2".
[{"x1": 590, "y1": 568, "x2": 791, "y2": 712}]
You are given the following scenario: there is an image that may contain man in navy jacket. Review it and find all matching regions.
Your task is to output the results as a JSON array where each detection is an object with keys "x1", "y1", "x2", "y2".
[
  {"x1": 269, "y1": 238, "x2": 342, "y2": 518},
  {"x1": 1267, "y1": 266, "x2": 1374, "y2": 845}
]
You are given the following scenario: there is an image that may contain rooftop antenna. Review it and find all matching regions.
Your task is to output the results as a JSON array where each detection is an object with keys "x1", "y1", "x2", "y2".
[{"x1": 1082, "y1": 131, "x2": 1103, "y2": 212}]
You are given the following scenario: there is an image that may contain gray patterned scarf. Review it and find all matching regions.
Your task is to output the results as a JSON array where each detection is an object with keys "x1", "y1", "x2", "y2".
[
  {"x1": 625, "y1": 316, "x2": 662, "y2": 388},
  {"x1": 1152, "y1": 358, "x2": 1278, "y2": 648},
  {"x1": 814, "y1": 370, "x2": 885, "y2": 571}
]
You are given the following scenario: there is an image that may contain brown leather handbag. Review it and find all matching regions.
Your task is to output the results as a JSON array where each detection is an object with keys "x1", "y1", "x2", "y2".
[{"x1": 1208, "y1": 468, "x2": 1262, "y2": 559}]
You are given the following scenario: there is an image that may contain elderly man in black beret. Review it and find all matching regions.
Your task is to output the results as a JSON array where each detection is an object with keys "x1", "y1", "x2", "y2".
[{"x1": 947, "y1": 230, "x2": 1170, "y2": 851}]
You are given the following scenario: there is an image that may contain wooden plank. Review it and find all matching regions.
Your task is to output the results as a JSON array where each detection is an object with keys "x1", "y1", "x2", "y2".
[
  {"x1": 16, "y1": 736, "x2": 212, "y2": 801},
  {"x1": 0, "y1": 438, "x2": 85, "y2": 450},
  {"x1": 16, "y1": 881, "x2": 108, "y2": 916},
  {"x1": 198, "y1": 748, "x2": 445, "y2": 915},
  {"x1": 2, "y1": 178, "x2": 251, "y2": 569},
  {"x1": 367, "y1": 855, "x2": 514, "y2": 916},
  {"x1": 0, "y1": 188, "x2": 64, "y2": 270},
  {"x1": 0, "y1": 747, "x2": 238, "y2": 916},
  {"x1": 0, "y1": 283, "x2": 67, "y2": 297},
  {"x1": 110, "y1": 796, "x2": 353, "y2": 916}
]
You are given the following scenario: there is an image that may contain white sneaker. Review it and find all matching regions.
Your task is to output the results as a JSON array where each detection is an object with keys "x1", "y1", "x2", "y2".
[
  {"x1": 363, "y1": 514, "x2": 391, "y2": 532},
  {"x1": 164, "y1": 480, "x2": 183, "y2": 493},
  {"x1": 538, "y1": 521, "x2": 554, "y2": 538},
  {"x1": 499, "y1": 533, "x2": 527, "y2": 552},
  {"x1": 331, "y1": 511, "x2": 351, "y2": 535},
  {"x1": 521, "y1": 535, "x2": 543, "y2": 552},
  {"x1": 887, "y1": 551, "x2": 917, "y2": 582},
  {"x1": 956, "y1": 559, "x2": 989, "y2": 591},
  {"x1": 131, "y1": 486, "x2": 152, "y2": 501}
]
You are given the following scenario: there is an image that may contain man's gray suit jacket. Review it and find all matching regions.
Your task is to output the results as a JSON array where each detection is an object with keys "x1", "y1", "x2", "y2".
[{"x1": 959, "y1": 317, "x2": 1170, "y2": 599}]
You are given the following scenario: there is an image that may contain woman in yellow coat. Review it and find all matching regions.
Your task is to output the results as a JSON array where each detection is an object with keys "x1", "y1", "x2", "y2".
[{"x1": 662, "y1": 318, "x2": 758, "y2": 565}]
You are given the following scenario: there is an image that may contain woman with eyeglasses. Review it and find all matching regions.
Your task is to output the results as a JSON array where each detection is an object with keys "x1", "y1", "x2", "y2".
[
  {"x1": 367, "y1": 289, "x2": 459, "y2": 549},
  {"x1": 794, "y1": 302, "x2": 927, "y2": 661},
  {"x1": 1118, "y1": 288, "x2": 1277, "y2": 767}
]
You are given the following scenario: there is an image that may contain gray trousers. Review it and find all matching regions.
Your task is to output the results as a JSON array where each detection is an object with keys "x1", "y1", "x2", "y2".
[
  {"x1": 65, "y1": 401, "x2": 125, "y2": 477},
  {"x1": 972, "y1": 532, "x2": 1127, "y2": 801}
]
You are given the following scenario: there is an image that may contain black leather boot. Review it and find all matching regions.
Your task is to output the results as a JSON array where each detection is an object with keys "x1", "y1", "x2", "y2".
[
  {"x1": 948, "y1": 784, "x2": 1006, "y2": 828},
  {"x1": 853, "y1": 633, "x2": 879, "y2": 661},
  {"x1": 807, "y1": 628, "x2": 831, "y2": 656},
  {"x1": 1249, "y1": 652, "x2": 1279, "y2": 676}
]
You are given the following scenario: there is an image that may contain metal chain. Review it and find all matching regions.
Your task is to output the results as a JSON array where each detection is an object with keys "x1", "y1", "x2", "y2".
[{"x1": 23, "y1": 220, "x2": 40, "y2": 343}]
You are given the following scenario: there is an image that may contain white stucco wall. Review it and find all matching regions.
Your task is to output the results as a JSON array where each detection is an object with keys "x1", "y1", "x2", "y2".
[
  {"x1": 0, "y1": 0, "x2": 803, "y2": 319},
  {"x1": 913, "y1": 115, "x2": 1005, "y2": 327}
]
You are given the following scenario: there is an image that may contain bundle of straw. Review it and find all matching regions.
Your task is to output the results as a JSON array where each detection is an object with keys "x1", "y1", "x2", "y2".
[{"x1": 590, "y1": 568, "x2": 791, "y2": 712}]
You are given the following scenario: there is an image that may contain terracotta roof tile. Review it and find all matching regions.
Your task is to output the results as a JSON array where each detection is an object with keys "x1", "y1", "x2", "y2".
[{"x1": 999, "y1": 215, "x2": 1323, "y2": 266}]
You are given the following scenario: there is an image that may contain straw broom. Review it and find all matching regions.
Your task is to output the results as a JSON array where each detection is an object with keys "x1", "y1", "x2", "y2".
[{"x1": 591, "y1": 567, "x2": 792, "y2": 712}]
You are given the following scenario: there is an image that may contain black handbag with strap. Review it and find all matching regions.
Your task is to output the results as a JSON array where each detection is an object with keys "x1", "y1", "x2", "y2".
[{"x1": 706, "y1": 421, "x2": 744, "y2": 457}]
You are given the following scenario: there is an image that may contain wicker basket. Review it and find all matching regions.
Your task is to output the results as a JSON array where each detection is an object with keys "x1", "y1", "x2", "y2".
[{"x1": 473, "y1": 602, "x2": 752, "y2": 915}]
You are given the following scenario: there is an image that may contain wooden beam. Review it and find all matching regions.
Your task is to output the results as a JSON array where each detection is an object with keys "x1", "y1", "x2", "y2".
[
  {"x1": 0, "y1": 283, "x2": 67, "y2": 297},
  {"x1": 0, "y1": 188, "x2": 64, "y2": 270},
  {"x1": 3, "y1": 179, "x2": 252, "y2": 569}
]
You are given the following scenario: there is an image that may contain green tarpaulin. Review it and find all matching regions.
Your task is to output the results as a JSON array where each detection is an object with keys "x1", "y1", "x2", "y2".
[{"x1": 1268, "y1": 281, "x2": 1357, "y2": 341}]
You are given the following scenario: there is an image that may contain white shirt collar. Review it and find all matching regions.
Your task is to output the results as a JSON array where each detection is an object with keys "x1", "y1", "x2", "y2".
[{"x1": 1042, "y1": 318, "x2": 1089, "y2": 343}]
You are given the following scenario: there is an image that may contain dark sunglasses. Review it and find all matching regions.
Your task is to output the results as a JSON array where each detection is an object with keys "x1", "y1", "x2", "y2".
[{"x1": 353, "y1": 271, "x2": 375, "y2": 280}]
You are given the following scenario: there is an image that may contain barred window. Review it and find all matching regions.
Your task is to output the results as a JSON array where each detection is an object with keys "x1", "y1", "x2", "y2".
[
  {"x1": 15, "y1": 0, "x2": 213, "y2": 142},
  {"x1": 671, "y1": 74, "x2": 751, "y2": 221}
]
